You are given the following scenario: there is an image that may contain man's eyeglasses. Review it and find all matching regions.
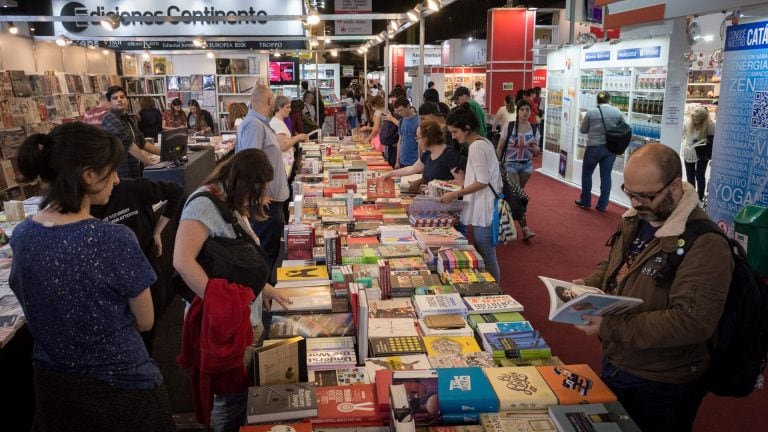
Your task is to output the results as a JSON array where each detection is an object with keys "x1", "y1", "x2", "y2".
[{"x1": 621, "y1": 177, "x2": 677, "y2": 202}]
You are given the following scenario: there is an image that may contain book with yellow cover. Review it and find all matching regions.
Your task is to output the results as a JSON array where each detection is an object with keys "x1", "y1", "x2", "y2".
[
  {"x1": 421, "y1": 335, "x2": 482, "y2": 357},
  {"x1": 277, "y1": 265, "x2": 330, "y2": 282},
  {"x1": 483, "y1": 366, "x2": 557, "y2": 411},
  {"x1": 536, "y1": 364, "x2": 617, "y2": 405}
]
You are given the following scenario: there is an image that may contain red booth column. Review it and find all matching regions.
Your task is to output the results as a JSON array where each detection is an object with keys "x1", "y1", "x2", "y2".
[{"x1": 486, "y1": 8, "x2": 536, "y2": 113}]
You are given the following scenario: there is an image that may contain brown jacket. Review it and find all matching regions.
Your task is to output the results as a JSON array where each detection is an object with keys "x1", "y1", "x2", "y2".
[{"x1": 584, "y1": 183, "x2": 733, "y2": 384}]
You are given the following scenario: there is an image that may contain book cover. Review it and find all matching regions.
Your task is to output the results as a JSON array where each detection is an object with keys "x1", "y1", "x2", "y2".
[
  {"x1": 246, "y1": 383, "x2": 318, "y2": 424},
  {"x1": 269, "y1": 286, "x2": 332, "y2": 313},
  {"x1": 367, "y1": 318, "x2": 418, "y2": 338},
  {"x1": 463, "y1": 295, "x2": 524, "y2": 314},
  {"x1": 436, "y1": 367, "x2": 499, "y2": 413},
  {"x1": 414, "y1": 286, "x2": 457, "y2": 296},
  {"x1": 240, "y1": 424, "x2": 313, "y2": 432},
  {"x1": 277, "y1": 265, "x2": 330, "y2": 282},
  {"x1": 423, "y1": 314, "x2": 467, "y2": 330},
  {"x1": 412, "y1": 294, "x2": 468, "y2": 318},
  {"x1": 460, "y1": 351, "x2": 497, "y2": 368},
  {"x1": 306, "y1": 336, "x2": 356, "y2": 351},
  {"x1": 422, "y1": 336, "x2": 481, "y2": 357},
  {"x1": 307, "y1": 349, "x2": 358, "y2": 371},
  {"x1": 536, "y1": 364, "x2": 617, "y2": 405},
  {"x1": 548, "y1": 402, "x2": 641, "y2": 432},
  {"x1": 8, "y1": 71, "x2": 32, "y2": 97},
  {"x1": 369, "y1": 336, "x2": 426, "y2": 357},
  {"x1": 152, "y1": 56, "x2": 167, "y2": 75},
  {"x1": 378, "y1": 244, "x2": 424, "y2": 258},
  {"x1": 540, "y1": 276, "x2": 643, "y2": 325},
  {"x1": 309, "y1": 367, "x2": 370, "y2": 387},
  {"x1": 480, "y1": 412, "x2": 556, "y2": 432},
  {"x1": 367, "y1": 298, "x2": 416, "y2": 319},
  {"x1": 497, "y1": 356, "x2": 564, "y2": 368},
  {"x1": 364, "y1": 354, "x2": 432, "y2": 379},
  {"x1": 216, "y1": 58, "x2": 232, "y2": 74},
  {"x1": 392, "y1": 369, "x2": 440, "y2": 426},
  {"x1": 268, "y1": 313, "x2": 354, "y2": 338},
  {"x1": 451, "y1": 282, "x2": 502, "y2": 297},
  {"x1": 484, "y1": 367, "x2": 557, "y2": 411},
  {"x1": 467, "y1": 312, "x2": 526, "y2": 329},
  {"x1": 231, "y1": 58, "x2": 248, "y2": 74},
  {"x1": 313, "y1": 384, "x2": 381, "y2": 424},
  {"x1": 251, "y1": 336, "x2": 308, "y2": 386}
]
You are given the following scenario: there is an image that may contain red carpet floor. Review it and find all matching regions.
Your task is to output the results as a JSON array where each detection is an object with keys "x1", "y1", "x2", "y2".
[{"x1": 496, "y1": 164, "x2": 768, "y2": 431}]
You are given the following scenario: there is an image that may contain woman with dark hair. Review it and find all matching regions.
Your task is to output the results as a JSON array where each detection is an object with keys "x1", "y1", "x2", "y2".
[
  {"x1": 174, "y1": 149, "x2": 290, "y2": 431},
  {"x1": 138, "y1": 96, "x2": 162, "y2": 142},
  {"x1": 187, "y1": 99, "x2": 214, "y2": 136},
  {"x1": 441, "y1": 106, "x2": 502, "y2": 283},
  {"x1": 492, "y1": 94, "x2": 516, "y2": 131},
  {"x1": 514, "y1": 89, "x2": 525, "y2": 105},
  {"x1": 10, "y1": 122, "x2": 174, "y2": 431},
  {"x1": 384, "y1": 120, "x2": 462, "y2": 184},
  {"x1": 289, "y1": 99, "x2": 306, "y2": 135},
  {"x1": 162, "y1": 97, "x2": 187, "y2": 130},
  {"x1": 496, "y1": 99, "x2": 540, "y2": 239}
]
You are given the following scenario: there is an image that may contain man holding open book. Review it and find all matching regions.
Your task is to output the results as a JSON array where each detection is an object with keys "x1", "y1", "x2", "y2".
[{"x1": 572, "y1": 143, "x2": 732, "y2": 432}]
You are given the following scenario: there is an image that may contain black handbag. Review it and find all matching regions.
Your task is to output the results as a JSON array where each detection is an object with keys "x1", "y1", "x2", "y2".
[
  {"x1": 597, "y1": 106, "x2": 632, "y2": 155},
  {"x1": 175, "y1": 191, "x2": 270, "y2": 302}
]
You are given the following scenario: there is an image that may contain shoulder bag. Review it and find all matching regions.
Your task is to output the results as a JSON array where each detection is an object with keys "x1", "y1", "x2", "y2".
[
  {"x1": 174, "y1": 190, "x2": 270, "y2": 302},
  {"x1": 597, "y1": 106, "x2": 632, "y2": 155},
  {"x1": 482, "y1": 138, "x2": 517, "y2": 245}
]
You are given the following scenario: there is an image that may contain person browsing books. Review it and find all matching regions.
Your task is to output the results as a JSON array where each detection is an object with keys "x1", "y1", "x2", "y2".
[
  {"x1": 392, "y1": 96, "x2": 420, "y2": 169},
  {"x1": 187, "y1": 99, "x2": 214, "y2": 136},
  {"x1": 681, "y1": 106, "x2": 715, "y2": 201},
  {"x1": 383, "y1": 120, "x2": 462, "y2": 185},
  {"x1": 440, "y1": 106, "x2": 502, "y2": 283},
  {"x1": 163, "y1": 97, "x2": 187, "y2": 130},
  {"x1": 572, "y1": 143, "x2": 733, "y2": 432},
  {"x1": 174, "y1": 149, "x2": 291, "y2": 431},
  {"x1": 10, "y1": 123, "x2": 174, "y2": 431}
]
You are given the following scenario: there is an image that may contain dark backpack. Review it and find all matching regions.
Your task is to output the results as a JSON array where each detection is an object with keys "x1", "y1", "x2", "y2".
[
  {"x1": 597, "y1": 106, "x2": 632, "y2": 155},
  {"x1": 380, "y1": 117, "x2": 400, "y2": 147},
  {"x1": 662, "y1": 219, "x2": 768, "y2": 397}
]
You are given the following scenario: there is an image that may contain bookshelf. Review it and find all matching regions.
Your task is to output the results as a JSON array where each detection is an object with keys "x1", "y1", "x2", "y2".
[
  {"x1": 122, "y1": 75, "x2": 167, "y2": 113},
  {"x1": 300, "y1": 64, "x2": 340, "y2": 102}
]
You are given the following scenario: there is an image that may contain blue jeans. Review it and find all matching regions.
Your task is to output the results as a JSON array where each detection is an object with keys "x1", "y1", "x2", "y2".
[
  {"x1": 472, "y1": 225, "x2": 500, "y2": 283},
  {"x1": 210, "y1": 392, "x2": 247, "y2": 432},
  {"x1": 580, "y1": 145, "x2": 616, "y2": 210},
  {"x1": 601, "y1": 359, "x2": 708, "y2": 432}
]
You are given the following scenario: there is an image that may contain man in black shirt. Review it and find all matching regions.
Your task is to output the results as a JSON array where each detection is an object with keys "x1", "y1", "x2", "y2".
[{"x1": 91, "y1": 177, "x2": 184, "y2": 353}]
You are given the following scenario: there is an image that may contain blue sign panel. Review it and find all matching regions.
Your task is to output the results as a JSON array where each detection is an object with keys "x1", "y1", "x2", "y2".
[
  {"x1": 584, "y1": 51, "x2": 611, "y2": 62},
  {"x1": 616, "y1": 46, "x2": 661, "y2": 60},
  {"x1": 725, "y1": 21, "x2": 768, "y2": 51},
  {"x1": 707, "y1": 21, "x2": 768, "y2": 234}
]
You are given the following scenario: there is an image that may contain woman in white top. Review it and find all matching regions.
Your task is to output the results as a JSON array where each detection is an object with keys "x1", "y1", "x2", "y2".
[
  {"x1": 269, "y1": 95, "x2": 308, "y2": 173},
  {"x1": 441, "y1": 106, "x2": 502, "y2": 283},
  {"x1": 492, "y1": 94, "x2": 516, "y2": 131},
  {"x1": 681, "y1": 106, "x2": 715, "y2": 201}
]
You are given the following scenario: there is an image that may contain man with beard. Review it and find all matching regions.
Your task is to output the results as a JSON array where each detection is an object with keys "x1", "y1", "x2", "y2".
[{"x1": 573, "y1": 143, "x2": 732, "y2": 432}]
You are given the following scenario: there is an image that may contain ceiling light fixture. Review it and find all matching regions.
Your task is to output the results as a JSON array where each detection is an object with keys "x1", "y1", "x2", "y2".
[
  {"x1": 206, "y1": 51, "x2": 215, "y2": 59},
  {"x1": 102, "y1": 49, "x2": 109, "y2": 55},
  {"x1": 142, "y1": 50, "x2": 150, "y2": 59},
  {"x1": 88, "y1": 44, "x2": 96, "y2": 50},
  {"x1": 309, "y1": 37, "x2": 319, "y2": 47},
  {"x1": 389, "y1": 20, "x2": 399, "y2": 32},
  {"x1": 426, "y1": 0, "x2": 440, "y2": 12},
  {"x1": 407, "y1": 7, "x2": 421, "y2": 22},
  {"x1": 193, "y1": 35, "x2": 207, "y2": 48},
  {"x1": 101, "y1": 13, "x2": 121, "y2": 31},
  {"x1": 468, "y1": 36, "x2": 473, "y2": 41},
  {"x1": 331, "y1": 49, "x2": 338, "y2": 57},
  {"x1": 56, "y1": 35, "x2": 71, "y2": 46},
  {"x1": 8, "y1": 22, "x2": 17, "y2": 34},
  {"x1": 307, "y1": 9, "x2": 320, "y2": 26},
  {"x1": 274, "y1": 50, "x2": 281, "y2": 57}
]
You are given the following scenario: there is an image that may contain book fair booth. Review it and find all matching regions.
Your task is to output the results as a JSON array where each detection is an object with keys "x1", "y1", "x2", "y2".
[{"x1": 0, "y1": 0, "x2": 767, "y2": 431}]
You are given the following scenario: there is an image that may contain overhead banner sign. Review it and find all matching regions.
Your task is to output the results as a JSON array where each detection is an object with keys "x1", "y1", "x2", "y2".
[
  {"x1": 335, "y1": 0, "x2": 372, "y2": 36},
  {"x1": 404, "y1": 47, "x2": 442, "y2": 67},
  {"x1": 74, "y1": 39, "x2": 306, "y2": 51},
  {"x1": 707, "y1": 20, "x2": 768, "y2": 234},
  {"x1": 52, "y1": 0, "x2": 305, "y2": 37}
]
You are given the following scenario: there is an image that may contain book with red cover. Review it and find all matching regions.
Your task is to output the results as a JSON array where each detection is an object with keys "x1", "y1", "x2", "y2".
[
  {"x1": 312, "y1": 384, "x2": 383, "y2": 425},
  {"x1": 536, "y1": 364, "x2": 617, "y2": 405}
]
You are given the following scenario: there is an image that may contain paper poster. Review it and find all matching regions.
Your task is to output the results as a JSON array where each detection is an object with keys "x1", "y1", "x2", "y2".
[{"x1": 707, "y1": 20, "x2": 768, "y2": 235}]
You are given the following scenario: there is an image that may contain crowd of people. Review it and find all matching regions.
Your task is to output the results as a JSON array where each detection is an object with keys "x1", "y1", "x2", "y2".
[{"x1": 9, "y1": 73, "x2": 732, "y2": 432}]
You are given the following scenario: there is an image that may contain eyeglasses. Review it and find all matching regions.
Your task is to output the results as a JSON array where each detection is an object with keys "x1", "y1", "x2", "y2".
[{"x1": 621, "y1": 177, "x2": 677, "y2": 202}]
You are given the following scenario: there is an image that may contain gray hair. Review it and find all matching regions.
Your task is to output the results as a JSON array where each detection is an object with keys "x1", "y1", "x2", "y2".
[{"x1": 273, "y1": 95, "x2": 291, "y2": 115}]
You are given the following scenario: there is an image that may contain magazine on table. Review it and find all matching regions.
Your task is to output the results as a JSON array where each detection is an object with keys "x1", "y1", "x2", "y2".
[{"x1": 539, "y1": 276, "x2": 643, "y2": 325}]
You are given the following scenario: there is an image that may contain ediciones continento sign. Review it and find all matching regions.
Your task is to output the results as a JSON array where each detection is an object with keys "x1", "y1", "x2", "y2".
[
  {"x1": 707, "y1": 20, "x2": 768, "y2": 234},
  {"x1": 52, "y1": 0, "x2": 305, "y2": 37}
]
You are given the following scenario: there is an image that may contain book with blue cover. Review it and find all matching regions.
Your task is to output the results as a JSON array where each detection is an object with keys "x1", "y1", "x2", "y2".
[{"x1": 436, "y1": 367, "x2": 499, "y2": 414}]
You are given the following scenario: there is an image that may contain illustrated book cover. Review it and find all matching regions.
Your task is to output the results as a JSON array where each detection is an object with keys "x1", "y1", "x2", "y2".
[{"x1": 539, "y1": 276, "x2": 643, "y2": 325}]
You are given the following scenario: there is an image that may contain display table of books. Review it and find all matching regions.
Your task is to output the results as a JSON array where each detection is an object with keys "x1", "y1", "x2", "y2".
[{"x1": 237, "y1": 138, "x2": 641, "y2": 432}]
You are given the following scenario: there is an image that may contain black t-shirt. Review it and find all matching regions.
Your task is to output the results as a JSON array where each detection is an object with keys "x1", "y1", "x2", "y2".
[
  {"x1": 611, "y1": 221, "x2": 659, "y2": 291},
  {"x1": 421, "y1": 146, "x2": 462, "y2": 183},
  {"x1": 90, "y1": 178, "x2": 185, "y2": 258}
]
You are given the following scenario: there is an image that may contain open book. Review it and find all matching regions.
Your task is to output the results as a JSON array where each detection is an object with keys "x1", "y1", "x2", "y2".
[{"x1": 539, "y1": 276, "x2": 643, "y2": 325}]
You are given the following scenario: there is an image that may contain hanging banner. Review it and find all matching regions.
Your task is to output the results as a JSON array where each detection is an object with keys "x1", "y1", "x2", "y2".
[
  {"x1": 707, "y1": 20, "x2": 768, "y2": 235},
  {"x1": 52, "y1": 0, "x2": 305, "y2": 37},
  {"x1": 391, "y1": 47, "x2": 405, "y2": 89},
  {"x1": 334, "y1": 0, "x2": 372, "y2": 36}
]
